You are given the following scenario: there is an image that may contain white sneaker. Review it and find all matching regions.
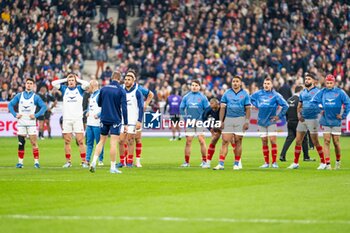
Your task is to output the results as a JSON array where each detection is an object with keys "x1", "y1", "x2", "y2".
[
  {"x1": 317, "y1": 163, "x2": 327, "y2": 170},
  {"x1": 62, "y1": 162, "x2": 72, "y2": 168},
  {"x1": 169, "y1": 138, "x2": 176, "y2": 141},
  {"x1": 238, "y1": 159, "x2": 242, "y2": 169},
  {"x1": 180, "y1": 162, "x2": 190, "y2": 167},
  {"x1": 98, "y1": 161, "x2": 104, "y2": 166},
  {"x1": 81, "y1": 162, "x2": 89, "y2": 168},
  {"x1": 200, "y1": 161, "x2": 210, "y2": 168},
  {"x1": 233, "y1": 165, "x2": 240, "y2": 170},
  {"x1": 213, "y1": 164, "x2": 224, "y2": 170},
  {"x1": 206, "y1": 160, "x2": 211, "y2": 167},
  {"x1": 287, "y1": 163, "x2": 299, "y2": 169},
  {"x1": 325, "y1": 164, "x2": 332, "y2": 170},
  {"x1": 335, "y1": 161, "x2": 341, "y2": 170},
  {"x1": 271, "y1": 162, "x2": 279, "y2": 168},
  {"x1": 260, "y1": 163, "x2": 269, "y2": 168},
  {"x1": 110, "y1": 168, "x2": 122, "y2": 174},
  {"x1": 136, "y1": 158, "x2": 142, "y2": 168}
]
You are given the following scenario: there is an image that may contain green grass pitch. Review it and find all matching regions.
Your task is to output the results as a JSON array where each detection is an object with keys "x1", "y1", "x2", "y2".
[{"x1": 0, "y1": 136, "x2": 350, "y2": 233}]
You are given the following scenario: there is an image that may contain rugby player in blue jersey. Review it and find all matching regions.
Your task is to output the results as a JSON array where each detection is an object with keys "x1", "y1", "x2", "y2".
[
  {"x1": 287, "y1": 73, "x2": 326, "y2": 170},
  {"x1": 311, "y1": 74, "x2": 350, "y2": 169},
  {"x1": 180, "y1": 80, "x2": 210, "y2": 167},
  {"x1": 213, "y1": 75, "x2": 251, "y2": 170},
  {"x1": 251, "y1": 77, "x2": 288, "y2": 168}
]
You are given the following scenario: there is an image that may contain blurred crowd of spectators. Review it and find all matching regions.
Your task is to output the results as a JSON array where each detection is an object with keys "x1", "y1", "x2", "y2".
[
  {"x1": 1, "y1": 0, "x2": 350, "y2": 111},
  {"x1": 114, "y1": 0, "x2": 350, "y2": 110},
  {"x1": 0, "y1": 0, "x2": 137, "y2": 102}
]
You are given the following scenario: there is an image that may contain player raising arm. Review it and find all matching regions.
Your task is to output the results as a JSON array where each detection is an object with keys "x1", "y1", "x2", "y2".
[{"x1": 52, "y1": 73, "x2": 90, "y2": 168}]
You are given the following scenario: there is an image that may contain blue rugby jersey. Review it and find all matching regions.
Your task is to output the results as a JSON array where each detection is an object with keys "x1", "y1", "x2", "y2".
[
  {"x1": 299, "y1": 86, "x2": 321, "y2": 119},
  {"x1": 221, "y1": 88, "x2": 251, "y2": 118},
  {"x1": 250, "y1": 90, "x2": 288, "y2": 127},
  {"x1": 311, "y1": 87, "x2": 350, "y2": 127},
  {"x1": 180, "y1": 91, "x2": 210, "y2": 120}
]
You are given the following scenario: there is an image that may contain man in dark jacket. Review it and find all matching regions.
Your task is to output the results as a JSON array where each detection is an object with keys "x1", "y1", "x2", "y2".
[
  {"x1": 89, "y1": 71, "x2": 128, "y2": 174},
  {"x1": 279, "y1": 85, "x2": 313, "y2": 162}
]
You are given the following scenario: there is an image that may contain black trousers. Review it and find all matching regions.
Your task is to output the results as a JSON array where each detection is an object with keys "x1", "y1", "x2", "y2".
[{"x1": 280, "y1": 121, "x2": 309, "y2": 160}]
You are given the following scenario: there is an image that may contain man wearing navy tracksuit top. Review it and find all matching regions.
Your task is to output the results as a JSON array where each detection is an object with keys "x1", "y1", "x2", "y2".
[
  {"x1": 89, "y1": 71, "x2": 128, "y2": 174},
  {"x1": 251, "y1": 77, "x2": 288, "y2": 169},
  {"x1": 180, "y1": 80, "x2": 210, "y2": 168},
  {"x1": 311, "y1": 74, "x2": 350, "y2": 170}
]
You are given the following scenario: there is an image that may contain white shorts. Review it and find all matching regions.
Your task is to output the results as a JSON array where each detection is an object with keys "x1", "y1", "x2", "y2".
[
  {"x1": 17, "y1": 125, "x2": 37, "y2": 136},
  {"x1": 296, "y1": 119, "x2": 319, "y2": 134},
  {"x1": 185, "y1": 127, "x2": 205, "y2": 137},
  {"x1": 222, "y1": 117, "x2": 246, "y2": 136},
  {"x1": 322, "y1": 126, "x2": 341, "y2": 136},
  {"x1": 258, "y1": 124, "x2": 277, "y2": 137},
  {"x1": 120, "y1": 125, "x2": 140, "y2": 134},
  {"x1": 62, "y1": 119, "x2": 84, "y2": 134}
]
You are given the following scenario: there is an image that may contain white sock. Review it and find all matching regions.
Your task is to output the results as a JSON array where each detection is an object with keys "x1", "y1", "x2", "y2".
[
  {"x1": 91, "y1": 154, "x2": 98, "y2": 165},
  {"x1": 110, "y1": 161, "x2": 116, "y2": 169},
  {"x1": 18, "y1": 159, "x2": 23, "y2": 164},
  {"x1": 34, "y1": 159, "x2": 39, "y2": 164}
]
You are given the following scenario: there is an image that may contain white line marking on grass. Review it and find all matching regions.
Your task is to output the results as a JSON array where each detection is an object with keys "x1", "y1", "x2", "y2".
[
  {"x1": 0, "y1": 179, "x2": 72, "y2": 182},
  {"x1": 1, "y1": 215, "x2": 350, "y2": 225}
]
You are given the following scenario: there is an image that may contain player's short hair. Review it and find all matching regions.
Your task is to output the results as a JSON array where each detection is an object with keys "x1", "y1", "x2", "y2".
[
  {"x1": 25, "y1": 78, "x2": 35, "y2": 83},
  {"x1": 67, "y1": 73, "x2": 77, "y2": 81},
  {"x1": 264, "y1": 77, "x2": 272, "y2": 82},
  {"x1": 233, "y1": 75, "x2": 242, "y2": 80},
  {"x1": 210, "y1": 98, "x2": 219, "y2": 104},
  {"x1": 112, "y1": 71, "x2": 121, "y2": 81},
  {"x1": 295, "y1": 85, "x2": 303, "y2": 93},
  {"x1": 191, "y1": 79, "x2": 201, "y2": 86},
  {"x1": 305, "y1": 72, "x2": 317, "y2": 80},
  {"x1": 126, "y1": 70, "x2": 136, "y2": 80},
  {"x1": 127, "y1": 68, "x2": 137, "y2": 76}
]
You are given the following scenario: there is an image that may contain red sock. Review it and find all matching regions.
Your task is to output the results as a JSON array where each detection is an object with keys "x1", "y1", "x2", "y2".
[
  {"x1": 219, "y1": 155, "x2": 225, "y2": 162},
  {"x1": 325, "y1": 157, "x2": 330, "y2": 164},
  {"x1": 80, "y1": 152, "x2": 86, "y2": 162},
  {"x1": 18, "y1": 150, "x2": 24, "y2": 159},
  {"x1": 33, "y1": 148, "x2": 39, "y2": 159},
  {"x1": 316, "y1": 146, "x2": 325, "y2": 163},
  {"x1": 294, "y1": 145, "x2": 302, "y2": 164},
  {"x1": 120, "y1": 155, "x2": 125, "y2": 164},
  {"x1": 136, "y1": 143, "x2": 142, "y2": 158},
  {"x1": 185, "y1": 155, "x2": 190, "y2": 163},
  {"x1": 234, "y1": 156, "x2": 240, "y2": 163},
  {"x1": 65, "y1": 154, "x2": 71, "y2": 160},
  {"x1": 202, "y1": 155, "x2": 207, "y2": 162},
  {"x1": 336, "y1": 154, "x2": 341, "y2": 161},
  {"x1": 271, "y1": 144, "x2": 277, "y2": 163},
  {"x1": 263, "y1": 146, "x2": 269, "y2": 163},
  {"x1": 207, "y1": 144, "x2": 215, "y2": 161},
  {"x1": 127, "y1": 154, "x2": 133, "y2": 164}
]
